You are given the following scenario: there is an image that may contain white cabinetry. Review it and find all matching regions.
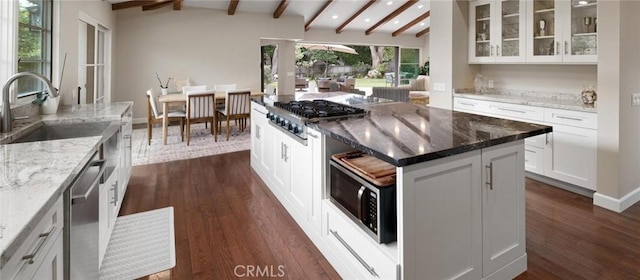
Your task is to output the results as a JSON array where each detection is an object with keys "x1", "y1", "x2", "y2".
[
  {"x1": 250, "y1": 104, "x2": 273, "y2": 179},
  {"x1": 250, "y1": 101, "x2": 323, "y2": 235},
  {"x1": 470, "y1": 0, "x2": 526, "y2": 63},
  {"x1": 470, "y1": 0, "x2": 598, "y2": 64},
  {"x1": 400, "y1": 141, "x2": 526, "y2": 280},
  {"x1": 525, "y1": 0, "x2": 597, "y2": 63},
  {"x1": 453, "y1": 97, "x2": 597, "y2": 190},
  {"x1": 543, "y1": 108, "x2": 597, "y2": 189},
  {"x1": 1, "y1": 198, "x2": 64, "y2": 280},
  {"x1": 119, "y1": 107, "x2": 132, "y2": 199}
]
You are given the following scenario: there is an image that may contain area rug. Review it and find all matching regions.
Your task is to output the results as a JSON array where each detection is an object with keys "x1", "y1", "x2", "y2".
[
  {"x1": 131, "y1": 123, "x2": 251, "y2": 166},
  {"x1": 99, "y1": 207, "x2": 175, "y2": 280}
]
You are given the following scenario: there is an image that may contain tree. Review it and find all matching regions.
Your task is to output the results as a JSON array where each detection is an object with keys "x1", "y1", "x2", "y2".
[{"x1": 370, "y1": 46, "x2": 395, "y2": 73}]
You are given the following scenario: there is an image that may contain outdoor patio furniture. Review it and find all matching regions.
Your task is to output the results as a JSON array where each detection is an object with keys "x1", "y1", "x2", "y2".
[
  {"x1": 317, "y1": 79, "x2": 331, "y2": 92},
  {"x1": 295, "y1": 78, "x2": 308, "y2": 89},
  {"x1": 385, "y1": 72, "x2": 395, "y2": 86},
  {"x1": 372, "y1": 87, "x2": 410, "y2": 102}
]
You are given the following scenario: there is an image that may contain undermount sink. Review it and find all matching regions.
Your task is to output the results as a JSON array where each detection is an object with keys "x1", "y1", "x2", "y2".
[{"x1": 9, "y1": 121, "x2": 115, "y2": 144}]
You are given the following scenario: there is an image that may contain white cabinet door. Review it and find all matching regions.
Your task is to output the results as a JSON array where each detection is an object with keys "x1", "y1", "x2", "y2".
[
  {"x1": 544, "y1": 124, "x2": 597, "y2": 190},
  {"x1": 524, "y1": 145, "x2": 545, "y2": 175},
  {"x1": 250, "y1": 106, "x2": 265, "y2": 169},
  {"x1": 470, "y1": 0, "x2": 526, "y2": 64},
  {"x1": 470, "y1": 0, "x2": 497, "y2": 63},
  {"x1": 272, "y1": 133, "x2": 291, "y2": 194},
  {"x1": 526, "y1": 0, "x2": 597, "y2": 63},
  {"x1": 288, "y1": 138, "x2": 310, "y2": 216},
  {"x1": 400, "y1": 150, "x2": 482, "y2": 280},
  {"x1": 98, "y1": 181, "x2": 110, "y2": 266},
  {"x1": 307, "y1": 128, "x2": 323, "y2": 233},
  {"x1": 481, "y1": 141, "x2": 526, "y2": 277},
  {"x1": 31, "y1": 232, "x2": 63, "y2": 280}
]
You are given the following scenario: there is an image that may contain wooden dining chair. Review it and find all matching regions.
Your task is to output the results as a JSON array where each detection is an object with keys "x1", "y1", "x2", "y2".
[
  {"x1": 185, "y1": 90, "x2": 217, "y2": 145},
  {"x1": 146, "y1": 89, "x2": 186, "y2": 145},
  {"x1": 216, "y1": 89, "x2": 251, "y2": 141}
]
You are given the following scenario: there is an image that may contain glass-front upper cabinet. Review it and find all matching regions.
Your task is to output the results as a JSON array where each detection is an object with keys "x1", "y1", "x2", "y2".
[
  {"x1": 526, "y1": 0, "x2": 597, "y2": 63},
  {"x1": 469, "y1": 0, "x2": 525, "y2": 63}
]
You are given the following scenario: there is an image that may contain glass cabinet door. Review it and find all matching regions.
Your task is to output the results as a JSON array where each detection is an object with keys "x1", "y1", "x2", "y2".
[
  {"x1": 470, "y1": 0, "x2": 493, "y2": 62},
  {"x1": 497, "y1": 0, "x2": 525, "y2": 62},
  {"x1": 564, "y1": 0, "x2": 597, "y2": 62},
  {"x1": 528, "y1": 0, "x2": 561, "y2": 62}
]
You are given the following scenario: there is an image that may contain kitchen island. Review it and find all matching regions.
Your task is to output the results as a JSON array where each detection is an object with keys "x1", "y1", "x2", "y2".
[{"x1": 251, "y1": 94, "x2": 551, "y2": 280}]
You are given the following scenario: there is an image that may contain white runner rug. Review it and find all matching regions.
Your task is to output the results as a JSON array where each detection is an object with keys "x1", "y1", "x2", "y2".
[
  {"x1": 131, "y1": 122, "x2": 251, "y2": 166},
  {"x1": 99, "y1": 207, "x2": 175, "y2": 280}
]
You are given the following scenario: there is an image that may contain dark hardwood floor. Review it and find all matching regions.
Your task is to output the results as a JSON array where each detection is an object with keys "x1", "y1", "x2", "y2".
[{"x1": 121, "y1": 150, "x2": 640, "y2": 279}]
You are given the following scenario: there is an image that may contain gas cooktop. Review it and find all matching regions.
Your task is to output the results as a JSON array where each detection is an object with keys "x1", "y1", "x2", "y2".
[{"x1": 273, "y1": 100, "x2": 367, "y2": 120}]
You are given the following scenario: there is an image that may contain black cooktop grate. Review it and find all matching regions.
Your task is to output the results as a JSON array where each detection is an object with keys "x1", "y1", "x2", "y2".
[{"x1": 274, "y1": 100, "x2": 366, "y2": 119}]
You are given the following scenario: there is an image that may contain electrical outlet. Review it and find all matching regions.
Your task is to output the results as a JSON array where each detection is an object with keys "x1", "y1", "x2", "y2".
[
  {"x1": 633, "y1": 93, "x2": 640, "y2": 106},
  {"x1": 488, "y1": 80, "x2": 494, "y2": 88}
]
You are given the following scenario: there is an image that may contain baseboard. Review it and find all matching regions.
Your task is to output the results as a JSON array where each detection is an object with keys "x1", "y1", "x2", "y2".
[
  {"x1": 594, "y1": 186, "x2": 640, "y2": 213},
  {"x1": 483, "y1": 253, "x2": 527, "y2": 280},
  {"x1": 133, "y1": 117, "x2": 146, "y2": 124},
  {"x1": 525, "y1": 172, "x2": 595, "y2": 198}
]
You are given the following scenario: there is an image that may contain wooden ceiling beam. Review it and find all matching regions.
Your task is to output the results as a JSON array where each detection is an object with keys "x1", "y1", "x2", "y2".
[
  {"x1": 365, "y1": 0, "x2": 418, "y2": 35},
  {"x1": 228, "y1": 0, "x2": 239, "y2": 15},
  {"x1": 112, "y1": 0, "x2": 158, "y2": 10},
  {"x1": 392, "y1": 10, "x2": 429, "y2": 37},
  {"x1": 273, "y1": 0, "x2": 289, "y2": 18},
  {"x1": 142, "y1": 0, "x2": 173, "y2": 11},
  {"x1": 416, "y1": 27, "x2": 430, "y2": 37},
  {"x1": 336, "y1": 0, "x2": 378, "y2": 34},
  {"x1": 173, "y1": 0, "x2": 182, "y2": 10},
  {"x1": 305, "y1": 0, "x2": 334, "y2": 31}
]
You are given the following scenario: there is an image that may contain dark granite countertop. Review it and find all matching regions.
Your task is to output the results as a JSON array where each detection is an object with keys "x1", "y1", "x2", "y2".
[
  {"x1": 251, "y1": 91, "x2": 395, "y2": 107},
  {"x1": 307, "y1": 102, "x2": 552, "y2": 167}
]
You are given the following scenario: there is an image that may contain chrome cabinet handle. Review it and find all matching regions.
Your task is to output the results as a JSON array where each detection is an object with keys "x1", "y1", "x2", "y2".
[
  {"x1": 490, "y1": 45, "x2": 494, "y2": 57},
  {"x1": 496, "y1": 107, "x2": 526, "y2": 114},
  {"x1": 556, "y1": 42, "x2": 560, "y2": 55},
  {"x1": 357, "y1": 186, "x2": 366, "y2": 220},
  {"x1": 545, "y1": 133, "x2": 550, "y2": 145},
  {"x1": 280, "y1": 142, "x2": 284, "y2": 160},
  {"x1": 555, "y1": 115, "x2": 583, "y2": 122},
  {"x1": 252, "y1": 108, "x2": 266, "y2": 115},
  {"x1": 256, "y1": 126, "x2": 261, "y2": 139},
  {"x1": 329, "y1": 229, "x2": 379, "y2": 278},
  {"x1": 496, "y1": 45, "x2": 500, "y2": 56},
  {"x1": 111, "y1": 181, "x2": 118, "y2": 206},
  {"x1": 486, "y1": 163, "x2": 493, "y2": 190},
  {"x1": 284, "y1": 144, "x2": 289, "y2": 162},
  {"x1": 307, "y1": 132, "x2": 318, "y2": 139},
  {"x1": 22, "y1": 225, "x2": 55, "y2": 264},
  {"x1": 459, "y1": 102, "x2": 477, "y2": 106},
  {"x1": 565, "y1": 41, "x2": 569, "y2": 55}
]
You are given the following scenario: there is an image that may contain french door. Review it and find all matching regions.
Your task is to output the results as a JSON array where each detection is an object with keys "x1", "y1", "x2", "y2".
[{"x1": 78, "y1": 15, "x2": 109, "y2": 104}]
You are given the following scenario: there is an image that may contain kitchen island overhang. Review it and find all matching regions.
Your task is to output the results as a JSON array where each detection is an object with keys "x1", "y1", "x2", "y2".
[{"x1": 250, "y1": 94, "x2": 551, "y2": 279}]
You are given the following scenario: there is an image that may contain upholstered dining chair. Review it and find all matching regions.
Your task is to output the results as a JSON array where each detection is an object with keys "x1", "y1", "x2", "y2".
[
  {"x1": 216, "y1": 89, "x2": 251, "y2": 141},
  {"x1": 185, "y1": 89, "x2": 217, "y2": 145},
  {"x1": 146, "y1": 89, "x2": 186, "y2": 145},
  {"x1": 213, "y1": 84, "x2": 236, "y2": 92}
]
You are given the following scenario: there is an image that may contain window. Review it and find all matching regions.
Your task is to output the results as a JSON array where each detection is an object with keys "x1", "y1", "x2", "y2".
[
  {"x1": 17, "y1": 0, "x2": 52, "y2": 98},
  {"x1": 399, "y1": 48, "x2": 420, "y2": 85}
]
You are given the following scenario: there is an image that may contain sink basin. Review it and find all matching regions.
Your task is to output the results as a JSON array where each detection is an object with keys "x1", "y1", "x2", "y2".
[{"x1": 10, "y1": 121, "x2": 114, "y2": 144}]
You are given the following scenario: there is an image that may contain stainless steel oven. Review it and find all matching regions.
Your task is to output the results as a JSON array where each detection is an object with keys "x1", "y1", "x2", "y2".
[{"x1": 329, "y1": 160, "x2": 396, "y2": 244}]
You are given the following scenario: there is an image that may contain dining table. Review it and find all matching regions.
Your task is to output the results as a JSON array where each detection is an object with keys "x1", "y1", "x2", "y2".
[{"x1": 157, "y1": 90, "x2": 265, "y2": 145}]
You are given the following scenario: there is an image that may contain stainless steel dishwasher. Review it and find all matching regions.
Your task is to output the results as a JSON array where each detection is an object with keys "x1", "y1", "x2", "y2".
[{"x1": 63, "y1": 151, "x2": 106, "y2": 280}]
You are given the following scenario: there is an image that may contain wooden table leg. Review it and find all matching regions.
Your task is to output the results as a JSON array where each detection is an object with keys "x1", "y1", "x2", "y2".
[{"x1": 163, "y1": 102, "x2": 168, "y2": 145}]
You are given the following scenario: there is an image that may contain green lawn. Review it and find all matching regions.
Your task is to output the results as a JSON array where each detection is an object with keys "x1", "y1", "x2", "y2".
[{"x1": 354, "y1": 78, "x2": 388, "y2": 87}]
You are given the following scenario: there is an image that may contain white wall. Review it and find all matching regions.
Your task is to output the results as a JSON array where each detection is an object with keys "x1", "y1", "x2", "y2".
[
  {"x1": 113, "y1": 8, "x2": 304, "y2": 119},
  {"x1": 56, "y1": 0, "x2": 116, "y2": 106},
  {"x1": 479, "y1": 65, "x2": 597, "y2": 94},
  {"x1": 596, "y1": 0, "x2": 640, "y2": 209}
]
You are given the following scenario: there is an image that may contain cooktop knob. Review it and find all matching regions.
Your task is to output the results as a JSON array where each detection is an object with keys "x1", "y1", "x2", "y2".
[
  {"x1": 266, "y1": 113, "x2": 272, "y2": 119},
  {"x1": 292, "y1": 125, "x2": 300, "y2": 134}
]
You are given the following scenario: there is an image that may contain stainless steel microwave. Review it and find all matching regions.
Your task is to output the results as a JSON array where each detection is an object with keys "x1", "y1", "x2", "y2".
[{"x1": 329, "y1": 160, "x2": 397, "y2": 244}]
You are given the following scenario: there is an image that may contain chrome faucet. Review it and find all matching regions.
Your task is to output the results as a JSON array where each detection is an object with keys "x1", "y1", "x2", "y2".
[{"x1": 2, "y1": 72, "x2": 58, "y2": 133}]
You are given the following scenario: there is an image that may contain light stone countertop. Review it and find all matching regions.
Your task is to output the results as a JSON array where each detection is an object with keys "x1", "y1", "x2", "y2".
[
  {"x1": 453, "y1": 91, "x2": 597, "y2": 113},
  {"x1": 0, "y1": 102, "x2": 132, "y2": 267}
]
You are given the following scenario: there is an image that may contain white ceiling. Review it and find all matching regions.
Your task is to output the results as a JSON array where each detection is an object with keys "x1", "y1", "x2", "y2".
[{"x1": 114, "y1": 0, "x2": 431, "y2": 35}]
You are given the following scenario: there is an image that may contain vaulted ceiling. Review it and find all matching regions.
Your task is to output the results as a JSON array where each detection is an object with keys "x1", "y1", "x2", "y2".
[{"x1": 110, "y1": 0, "x2": 431, "y2": 37}]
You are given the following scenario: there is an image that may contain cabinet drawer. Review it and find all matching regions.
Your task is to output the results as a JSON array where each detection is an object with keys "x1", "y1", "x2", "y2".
[
  {"x1": 487, "y1": 102, "x2": 544, "y2": 122},
  {"x1": 453, "y1": 98, "x2": 490, "y2": 114},
  {"x1": 544, "y1": 108, "x2": 597, "y2": 129},
  {"x1": 524, "y1": 145, "x2": 545, "y2": 175},
  {"x1": 525, "y1": 134, "x2": 547, "y2": 149},
  {"x1": 324, "y1": 203, "x2": 398, "y2": 280},
  {"x1": 2, "y1": 197, "x2": 64, "y2": 280}
]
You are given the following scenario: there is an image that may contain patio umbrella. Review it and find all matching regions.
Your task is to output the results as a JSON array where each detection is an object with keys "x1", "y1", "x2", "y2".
[{"x1": 297, "y1": 43, "x2": 358, "y2": 55}]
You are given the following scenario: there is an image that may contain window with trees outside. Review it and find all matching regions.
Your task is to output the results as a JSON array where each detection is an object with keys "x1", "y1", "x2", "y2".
[
  {"x1": 18, "y1": 0, "x2": 52, "y2": 98},
  {"x1": 399, "y1": 48, "x2": 420, "y2": 85}
]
